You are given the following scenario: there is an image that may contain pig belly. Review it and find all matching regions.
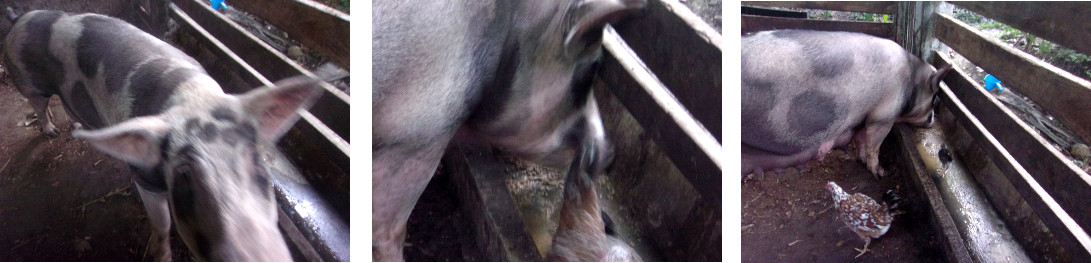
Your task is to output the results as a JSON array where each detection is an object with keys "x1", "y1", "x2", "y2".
[{"x1": 741, "y1": 128, "x2": 855, "y2": 175}]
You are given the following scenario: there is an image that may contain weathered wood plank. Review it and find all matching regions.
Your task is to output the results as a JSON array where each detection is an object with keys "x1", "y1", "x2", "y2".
[
  {"x1": 743, "y1": 1, "x2": 896, "y2": 14},
  {"x1": 891, "y1": 126, "x2": 974, "y2": 263},
  {"x1": 742, "y1": 5, "x2": 807, "y2": 18},
  {"x1": 934, "y1": 13, "x2": 1091, "y2": 144},
  {"x1": 170, "y1": 7, "x2": 350, "y2": 260},
  {"x1": 611, "y1": 0, "x2": 721, "y2": 142},
  {"x1": 742, "y1": 15, "x2": 894, "y2": 39},
  {"x1": 171, "y1": 0, "x2": 350, "y2": 142},
  {"x1": 226, "y1": 0, "x2": 349, "y2": 70},
  {"x1": 444, "y1": 143, "x2": 543, "y2": 262},
  {"x1": 599, "y1": 25, "x2": 722, "y2": 207},
  {"x1": 952, "y1": 2, "x2": 1091, "y2": 60},
  {"x1": 268, "y1": 143, "x2": 350, "y2": 262},
  {"x1": 595, "y1": 76, "x2": 713, "y2": 261},
  {"x1": 935, "y1": 55, "x2": 1091, "y2": 260}
]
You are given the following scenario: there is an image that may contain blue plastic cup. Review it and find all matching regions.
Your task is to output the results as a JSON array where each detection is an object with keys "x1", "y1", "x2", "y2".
[{"x1": 984, "y1": 74, "x2": 1003, "y2": 91}]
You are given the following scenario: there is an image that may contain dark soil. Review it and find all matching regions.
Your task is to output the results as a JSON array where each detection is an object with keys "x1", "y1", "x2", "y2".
[
  {"x1": 405, "y1": 165, "x2": 481, "y2": 262},
  {"x1": 741, "y1": 141, "x2": 945, "y2": 262},
  {"x1": 0, "y1": 83, "x2": 193, "y2": 261}
]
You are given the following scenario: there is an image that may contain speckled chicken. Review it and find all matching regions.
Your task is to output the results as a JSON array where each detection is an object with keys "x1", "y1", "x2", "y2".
[
  {"x1": 549, "y1": 142, "x2": 641, "y2": 262},
  {"x1": 826, "y1": 181, "x2": 893, "y2": 258}
]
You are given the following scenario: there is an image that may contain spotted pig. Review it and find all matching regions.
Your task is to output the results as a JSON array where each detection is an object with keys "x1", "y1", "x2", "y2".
[
  {"x1": 3, "y1": 9, "x2": 322, "y2": 261},
  {"x1": 741, "y1": 30, "x2": 950, "y2": 178}
]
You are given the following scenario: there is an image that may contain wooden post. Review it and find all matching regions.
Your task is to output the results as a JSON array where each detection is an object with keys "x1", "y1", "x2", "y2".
[{"x1": 895, "y1": 1, "x2": 946, "y2": 62}]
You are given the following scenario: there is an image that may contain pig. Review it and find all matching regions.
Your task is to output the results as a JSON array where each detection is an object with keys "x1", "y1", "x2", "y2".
[
  {"x1": 372, "y1": 0, "x2": 644, "y2": 260},
  {"x1": 2, "y1": 9, "x2": 322, "y2": 261},
  {"x1": 741, "y1": 30, "x2": 950, "y2": 178},
  {"x1": 548, "y1": 133, "x2": 642, "y2": 262}
]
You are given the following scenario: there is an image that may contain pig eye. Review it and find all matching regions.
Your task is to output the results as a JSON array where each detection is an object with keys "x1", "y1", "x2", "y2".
[
  {"x1": 171, "y1": 164, "x2": 197, "y2": 219},
  {"x1": 174, "y1": 163, "x2": 194, "y2": 177}
]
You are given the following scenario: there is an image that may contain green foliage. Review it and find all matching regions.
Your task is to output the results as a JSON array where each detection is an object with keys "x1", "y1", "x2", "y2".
[
  {"x1": 846, "y1": 12, "x2": 888, "y2": 22},
  {"x1": 1037, "y1": 41, "x2": 1054, "y2": 56},
  {"x1": 980, "y1": 21, "x2": 1003, "y2": 30},
  {"x1": 824, "y1": 10, "x2": 831, "y2": 19},
  {"x1": 860, "y1": 13, "x2": 874, "y2": 21},
  {"x1": 998, "y1": 25, "x2": 1023, "y2": 41},
  {"x1": 952, "y1": 8, "x2": 984, "y2": 24}
]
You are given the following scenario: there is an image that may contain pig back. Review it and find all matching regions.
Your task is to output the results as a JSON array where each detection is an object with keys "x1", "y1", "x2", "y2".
[
  {"x1": 5, "y1": 10, "x2": 208, "y2": 129},
  {"x1": 741, "y1": 30, "x2": 916, "y2": 156}
]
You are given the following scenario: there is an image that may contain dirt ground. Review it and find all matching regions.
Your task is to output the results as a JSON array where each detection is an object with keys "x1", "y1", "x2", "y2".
[
  {"x1": 404, "y1": 165, "x2": 482, "y2": 262},
  {"x1": 741, "y1": 141, "x2": 945, "y2": 262},
  {"x1": 0, "y1": 82, "x2": 193, "y2": 260}
]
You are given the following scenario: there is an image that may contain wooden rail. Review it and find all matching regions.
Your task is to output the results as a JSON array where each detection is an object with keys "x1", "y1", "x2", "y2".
[
  {"x1": 225, "y1": 0, "x2": 349, "y2": 70},
  {"x1": 168, "y1": 4, "x2": 349, "y2": 261},
  {"x1": 172, "y1": 0, "x2": 350, "y2": 142},
  {"x1": 935, "y1": 13, "x2": 1091, "y2": 234},
  {"x1": 743, "y1": 1, "x2": 897, "y2": 14},
  {"x1": 891, "y1": 126, "x2": 974, "y2": 263},
  {"x1": 742, "y1": 5, "x2": 807, "y2": 18},
  {"x1": 445, "y1": 144, "x2": 543, "y2": 262},
  {"x1": 741, "y1": 15, "x2": 893, "y2": 38},
  {"x1": 599, "y1": 25, "x2": 723, "y2": 208},
  {"x1": 934, "y1": 54, "x2": 1091, "y2": 261},
  {"x1": 934, "y1": 13, "x2": 1091, "y2": 144},
  {"x1": 611, "y1": 0, "x2": 721, "y2": 142},
  {"x1": 951, "y1": 2, "x2": 1091, "y2": 61}
]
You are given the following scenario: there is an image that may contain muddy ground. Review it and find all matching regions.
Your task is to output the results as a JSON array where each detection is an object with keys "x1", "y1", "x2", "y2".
[
  {"x1": 741, "y1": 140, "x2": 945, "y2": 262},
  {"x1": 0, "y1": 82, "x2": 194, "y2": 260}
]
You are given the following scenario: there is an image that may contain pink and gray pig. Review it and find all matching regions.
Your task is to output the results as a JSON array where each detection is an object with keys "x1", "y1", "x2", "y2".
[{"x1": 742, "y1": 30, "x2": 950, "y2": 178}]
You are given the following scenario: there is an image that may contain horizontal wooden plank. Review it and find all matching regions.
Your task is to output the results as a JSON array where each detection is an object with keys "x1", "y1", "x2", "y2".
[
  {"x1": 742, "y1": 5, "x2": 807, "y2": 18},
  {"x1": 891, "y1": 126, "x2": 974, "y2": 263},
  {"x1": 227, "y1": 0, "x2": 349, "y2": 70},
  {"x1": 444, "y1": 143, "x2": 543, "y2": 261},
  {"x1": 742, "y1": 1, "x2": 896, "y2": 14},
  {"x1": 171, "y1": 0, "x2": 350, "y2": 142},
  {"x1": 742, "y1": 15, "x2": 893, "y2": 39},
  {"x1": 934, "y1": 13, "x2": 1091, "y2": 144},
  {"x1": 599, "y1": 25, "x2": 722, "y2": 207},
  {"x1": 267, "y1": 143, "x2": 350, "y2": 262},
  {"x1": 952, "y1": 2, "x2": 1091, "y2": 60},
  {"x1": 935, "y1": 55, "x2": 1091, "y2": 260},
  {"x1": 612, "y1": 0, "x2": 721, "y2": 142}
]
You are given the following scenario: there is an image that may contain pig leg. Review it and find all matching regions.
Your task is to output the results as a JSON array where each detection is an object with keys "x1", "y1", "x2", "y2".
[
  {"x1": 21, "y1": 93, "x2": 59, "y2": 137},
  {"x1": 853, "y1": 128, "x2": 868, "y2": 162},
  {"x1": 861, "y1": 123, "x2": 895, "y2": 179},
  {"x1": 135, "y1": 184, "x2": 171, "y2": 261},
  {"x1": 816, "y1": 129, "x2": 855, "y2": 162},
  {"x1": 372, "y1": 141, "x2": 450, "y2": 261}
]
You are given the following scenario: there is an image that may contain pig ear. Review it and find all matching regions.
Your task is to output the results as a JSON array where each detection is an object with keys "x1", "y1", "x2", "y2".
[
  {"x1": 929, "y1": 65, "x2": 952, "y2": 92},
  {"x1": 564, "y1": 0, "x2": 645, "y2": 58},
  {"x1": 72, "y1": 116, "x2": 171, "y2": 169},
  {"x1": 240, "y1": 75, "x2": 323, "y2": 142}
]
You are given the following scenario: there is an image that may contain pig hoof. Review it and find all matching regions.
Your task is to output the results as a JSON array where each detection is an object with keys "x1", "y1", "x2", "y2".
[
  {"x1": 871, "y1": 168, "x2": 886, "y2": 180},
  {"x1": 42, "y1": 126, "x2": 60, "y2": 137}
]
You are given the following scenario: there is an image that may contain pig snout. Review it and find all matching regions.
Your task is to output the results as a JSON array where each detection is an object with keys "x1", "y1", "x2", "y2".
[
  {"x1": 207, "y1": 221, "x2": 292, "y2": 261},
  {"x1": 901, "y1": 108, "x2": 935, "y2": 128}
]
